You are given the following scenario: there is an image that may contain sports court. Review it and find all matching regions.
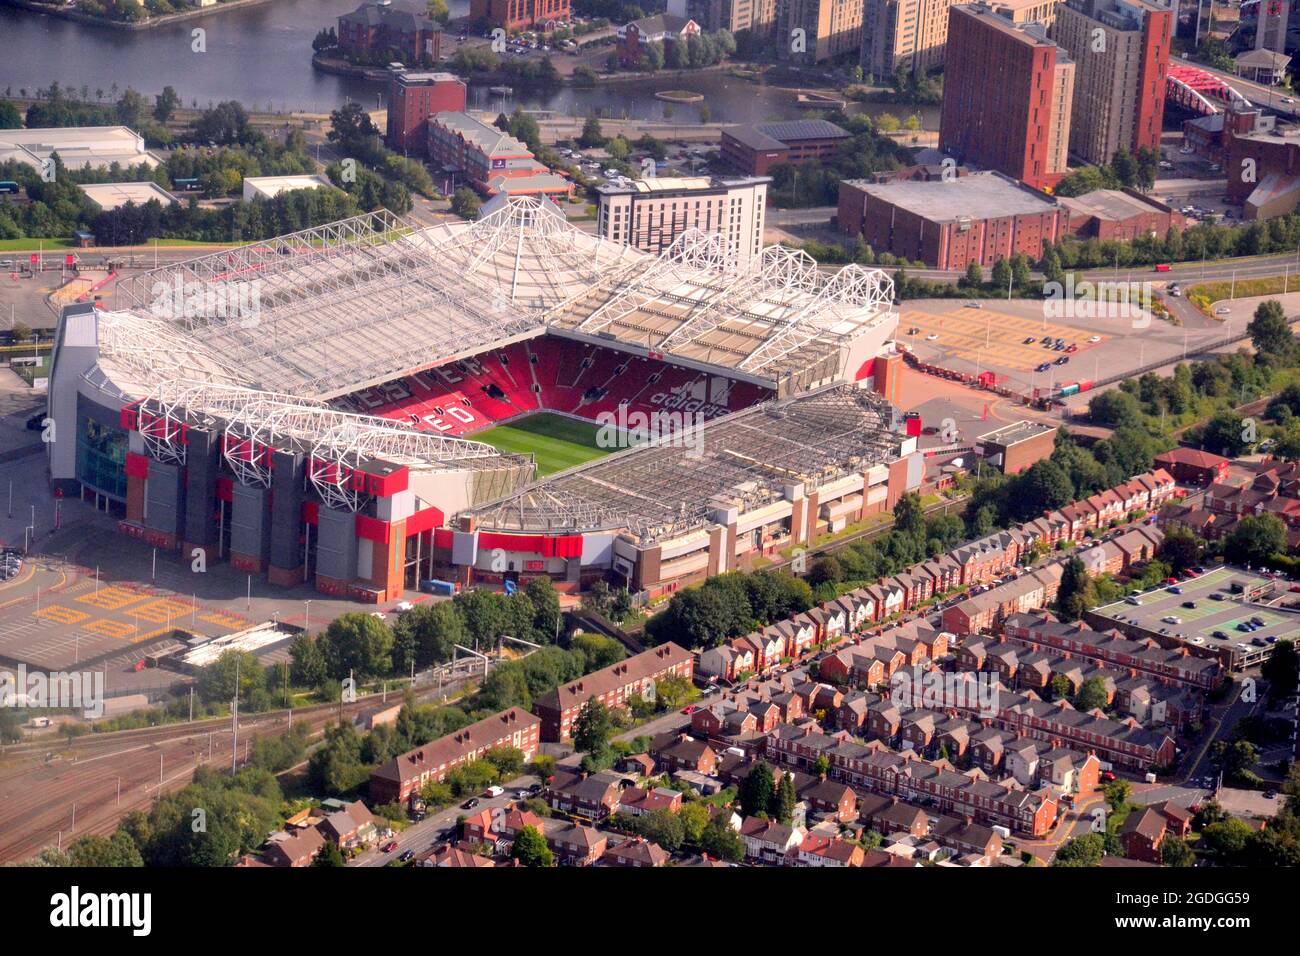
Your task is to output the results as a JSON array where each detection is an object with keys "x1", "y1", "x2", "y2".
[
  {"x1": 899, "y1": 304, "x2": 1108, "y2": 373},
  {"x1": 473, "y1": 412, "x2": 614, "y2": 476}
]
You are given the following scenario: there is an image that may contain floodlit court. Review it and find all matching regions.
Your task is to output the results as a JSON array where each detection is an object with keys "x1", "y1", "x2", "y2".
[
  {"x1": 1090, "y1": 566, "x2": 1300, "y2": 669},
  {"x1": 472, "y1": 413, "x2": 614, "y2": 477},
  {"x1": 898, "y1": 305, "x2": 1109, "y2": 374}
]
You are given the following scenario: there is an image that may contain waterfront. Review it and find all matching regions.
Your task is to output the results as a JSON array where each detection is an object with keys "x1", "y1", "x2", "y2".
[{"x1": 0, "y1": 3, "x2": 939, "y2": 127}]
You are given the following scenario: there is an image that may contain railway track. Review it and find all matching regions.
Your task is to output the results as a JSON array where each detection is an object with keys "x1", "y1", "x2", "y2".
[{"x1": 0, "y1": 679, "x2": 473, "y2": 863}]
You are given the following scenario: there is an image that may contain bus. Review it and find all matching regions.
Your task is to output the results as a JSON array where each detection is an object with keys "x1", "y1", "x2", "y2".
[
  {"x1": 0, "y1": 181, "x2": 20, "y2": 195},
  {"x1": 172, "y1": 178, "x2": 201, "y2": 191}
]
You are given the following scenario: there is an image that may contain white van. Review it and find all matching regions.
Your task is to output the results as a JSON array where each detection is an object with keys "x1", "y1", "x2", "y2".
[{"x1": 483, "y1": 786, "x2": 505, "y2": 798}]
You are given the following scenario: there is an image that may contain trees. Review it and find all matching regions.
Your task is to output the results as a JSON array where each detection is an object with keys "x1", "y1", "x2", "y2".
[
  {"x1": 1224, "y1": 513, "x2": 1287, "y2": 567},
  {"x1": 1014, "y1": 459, "x2": 1074, "y2": 520},
  {"x1": 512, "y1": 825, "x2": 554, "y2": 866},
  {"x1": 578, "y1": 116, "x2": 606, "y2": 148},
  {"x1": 153, "y1": 86, "x2": 180, "y2": 124},
  {"x1": 1200, "y1": 411, "x2": 1250, "y2": 457},
  {"x1": 1053, "y1": 832, "x2": 1105, "y2": 866},
  {"x1": 1055, "y1": 556, "x2": 1094, "y2": 622},
  {"x1": 1261, "y1": 640, "x2": 1299, "y2": 698},
  {"x1": 288, "y1": 632, "x2": 327, "y2": 687},
  {"x1": 1161, "y1": 835, "x2": 1195, "y2": 867},
  {"x1": 699, "y1": 816, "x2": 745, "y2": 861},
  {"x1": 1075, "y1": 676, "x2": 1109, "y2": 713},
  {"x1": 1160, "y1": 526, "x2": 1203, "y2": 574},
  {"x1": 450, "y1": 186, "x2": 480, "y2": 219},
  {"x1": 525, "y1": 576, "x2": 564, "y2": 641},
  {"x1": 426, "y1": 0, "x2": 451, "y2": 24},
  {"x1": 774, "y1": 772, "x2": 796, "y2": 825},
  {"x1": 318, "y1": 613, "x2": 394, "y2": 680},
  {"x1": 391, "y1": 601, "x2": 466, "y2": 674},
  {"x1": 1248, "y1": 300, "x2": 1294, "y2": 357},
  {"x1": 573, "y1": 699, "x2": 617, "y2": 756},
  {"x1": 739, "y1": 760, "x2": 776, "y2": 818}
]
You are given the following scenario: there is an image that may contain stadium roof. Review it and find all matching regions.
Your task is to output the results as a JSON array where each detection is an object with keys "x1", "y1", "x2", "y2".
[
  {"x1": 91, "y1": 197, "x2": 894, "y2": 503},
  {"x1": 462, "y1": 383, "x2": 903, "y2": 544}
]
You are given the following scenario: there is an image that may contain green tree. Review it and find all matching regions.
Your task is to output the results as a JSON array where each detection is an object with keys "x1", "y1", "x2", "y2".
[
  {"x1": 1248, "y1": 299, "x2": 1294, "y2": 357},
  {"x1": 573, "y1": 699, "x2": 616, "y2": 754},
  {"x1": 1224, "y1": 514, "x2": 1287, "y2": 567},
  {"x1": 318, "y1": 613, "x2": 394, "y2": 679},
  {"x1": 153, "y1": 85, "x2": 180, "y2": 124},
  {"x1": 1074, "y1": 676, "x2": 1109, "y2": 712},
  {"x1": 426, "y1": 0, "x2": 451, "y2": 24},
  {"x1": 511, "y1": 825, "x2": 554, "y2": 866},
  {"x1": 450, "y1": 186, "x2": 481, "y2": 219},
  {"x1": 313, "y1": 841, "x2": 346, "y2": 867},
  {"x1": 1054, "y1": 832, "x2": 1105, "y2": 866},
  {"x1": 1160, "y1": 526, "x2": 1202, "y2": 573},
  {"x1": 1055, "y1": 556, "x2": 1095, "y2": 622},
  {"x1": 699, "y1": 817, "x2": 745, "y2": 861},
  {"x1": 774, "y1": 771, "x2": 796, "y2": 825},
  {"x1": 739, "y1": 760, "x2": 775, "y2": 818},
  {"x1": 1161, "y1": 835, "x2": 1195, "y2": 867},
  {"x1": 288, "y1": 632, "x2": 327, "y2": 686},
  {"x1": 578, "y1": 116, "x2": 606, "y2": 148}
]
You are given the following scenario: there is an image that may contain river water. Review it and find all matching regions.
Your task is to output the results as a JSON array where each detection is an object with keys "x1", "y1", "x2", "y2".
[{"x1": 0, "y1": 1, "x2": 939, "y2": 126}]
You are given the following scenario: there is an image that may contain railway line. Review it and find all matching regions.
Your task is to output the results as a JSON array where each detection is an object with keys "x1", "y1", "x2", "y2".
[{"x1": 0, "y1": 677, "x2": 476, "y2": 863}]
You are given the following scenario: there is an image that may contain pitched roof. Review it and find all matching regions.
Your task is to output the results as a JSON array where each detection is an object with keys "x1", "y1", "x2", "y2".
[{"x1": 536, "y1": 643, "x2": 692, "y2": 714}]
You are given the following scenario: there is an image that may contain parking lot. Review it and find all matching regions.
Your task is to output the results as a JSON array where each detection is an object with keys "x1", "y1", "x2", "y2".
[
  {"x1": 899, "y1": 304, "x2": 1107, "y2": 378},
  {"x1": 1091, "y1": 566, "x2": 1297, "y2": 668}
]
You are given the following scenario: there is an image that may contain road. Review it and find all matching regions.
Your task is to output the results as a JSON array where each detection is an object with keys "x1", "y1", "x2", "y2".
[{"x1": 351, "y1": 775, "x2": 537, "y2": 868}]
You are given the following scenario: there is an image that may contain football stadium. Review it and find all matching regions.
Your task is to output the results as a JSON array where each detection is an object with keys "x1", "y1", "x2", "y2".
[{"x1": 46, "y1": 196, "x2": 924, "y2": 602}]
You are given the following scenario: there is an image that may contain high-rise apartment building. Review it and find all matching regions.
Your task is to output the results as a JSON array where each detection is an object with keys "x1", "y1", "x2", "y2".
[
  {"x1": 860, "y1": 0, "x2": 960, "y2": 79},
  {"x1": 1050, "y1": 0, "x2": 1172, "y2": 166},
  {"x1": 777, "y1": 0, "x2": 865, "y2": 62},
  {"x1": 596, "y1": 176, "x2": 770, "y2": 261},
  {"x1": 669, "y1": 0, "x2": 778, "y2": 35},
  {"x1": 939, "y1": 3, "x2": 1074, "y2": 190}
]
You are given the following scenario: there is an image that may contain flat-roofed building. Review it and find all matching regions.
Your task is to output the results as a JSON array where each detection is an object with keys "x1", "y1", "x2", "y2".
[
  {"x1": 385, "y1": 68, "x2": 466, "y2": 157},
  {"x1": 837, "y1": 171, "x2": 1071, "y2": 269},
  {"x1": 79, "y1": 182, "x2": 178, "y2": 212},
  {"x1": 0, "y1": 126, "x2": 159, "y2": 173},
  {"x1": 1058, "y1": 188, "x2": 1185, "y2": 241},
  {"x1": 242, "y1": 174, "x2": 335, "y2": 201},
  {"x1": 720, "y1": 119, "x2": 850, "y2": 176},
  {"x1": 976, "y1": 420, "x2": 1057, "y2": 474},
  {"x1": 596, "y1": 175, "x2": 770, "y2": 261}
]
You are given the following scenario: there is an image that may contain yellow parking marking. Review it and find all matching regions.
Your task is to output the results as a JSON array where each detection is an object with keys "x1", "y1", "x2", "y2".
[
  {"x1": 901, "y1": 308, "x2": 1107, "y2": 373},
  {"x1": 81, "y1": 618, "x2": 137, "y2": 639},
  {"x1": 35, "y1": 605, "x2": 91, "y2": 625},
  {"x1": 76, "y1": 586, "x2": 148, "y2": 611},
  {"x1": 129, "y1": 597, "x2": 192, "y2": 624},
  {"x1": 200, "y1": 612, "x2": 246, "y2": 628}
]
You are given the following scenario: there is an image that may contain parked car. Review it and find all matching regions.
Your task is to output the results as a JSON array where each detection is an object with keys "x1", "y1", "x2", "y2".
[
  {"x1": 382, "y1": 841, "x2": 399, "y2": 853},
  {"x1": 398, "y1": 849, "x2": 415, "y2": 862},
  {"x1": 461, "y1": 798, "x2": 480, "y2": 810}
]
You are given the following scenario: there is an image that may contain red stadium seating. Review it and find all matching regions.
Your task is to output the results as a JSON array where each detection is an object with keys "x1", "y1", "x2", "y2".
[{"x1": 332, "y1": 335, "x2": 773, "y2": 438}]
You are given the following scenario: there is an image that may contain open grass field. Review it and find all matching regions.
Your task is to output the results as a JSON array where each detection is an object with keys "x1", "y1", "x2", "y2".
[{"x1": 473, "y1": 413, "x2": 612, "y2": 476}]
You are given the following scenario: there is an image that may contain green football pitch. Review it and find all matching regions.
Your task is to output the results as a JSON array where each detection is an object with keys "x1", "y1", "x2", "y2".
[{"x1": 473, "y1": 413, "x2": 614, "y2": 476}]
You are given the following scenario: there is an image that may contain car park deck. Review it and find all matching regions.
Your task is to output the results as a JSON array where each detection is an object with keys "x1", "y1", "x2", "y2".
[{"x1": 1089, "y1": 566, "x2": 1297, "y2": 669}]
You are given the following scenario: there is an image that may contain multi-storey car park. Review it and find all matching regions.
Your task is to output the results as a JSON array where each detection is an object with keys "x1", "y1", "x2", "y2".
[{"x1": 46, "y1": 196, "x2": 916, "y2": 604}]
